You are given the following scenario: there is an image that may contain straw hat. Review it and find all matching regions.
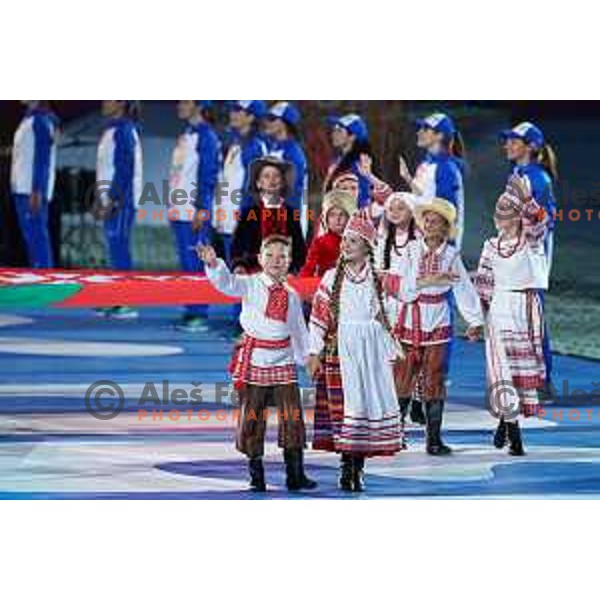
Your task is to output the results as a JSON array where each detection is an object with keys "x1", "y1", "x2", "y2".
[{"x1": 414, "y1": 198, "x2": 458, "y2": 240}]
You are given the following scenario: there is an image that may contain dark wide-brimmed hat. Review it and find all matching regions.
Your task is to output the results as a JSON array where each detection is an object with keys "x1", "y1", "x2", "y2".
[{"x1": 248, "y1": 156, "x2": 296, "y2": 198}]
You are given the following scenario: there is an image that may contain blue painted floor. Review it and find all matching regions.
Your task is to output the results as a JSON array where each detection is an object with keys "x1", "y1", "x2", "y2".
[{"x1": 1, "y1": 306, "x2": 600, "y2": 499}]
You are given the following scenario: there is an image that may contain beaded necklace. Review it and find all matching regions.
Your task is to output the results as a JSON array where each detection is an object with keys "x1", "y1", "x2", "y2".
[{"x1": 496, "y1": 228, "x2": 523, "y2": 259}]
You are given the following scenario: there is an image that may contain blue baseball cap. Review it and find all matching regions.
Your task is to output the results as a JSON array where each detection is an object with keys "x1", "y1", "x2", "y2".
[
  {"x1": 500, "y1": 121, "x2": 545, "y2": 148},
  {"x1": 229, "y1": 100, "x2": 267, "y2": 119},
  {"x1": 195, "y1": 100, "x2": 213, "y2": 110},
  {"x1": 327, "y1": 113, "x2": 368, "y2": 142},
  {"x1": 267, "y1": 101, "x2": 301, "y2": 126},
  {"x1": 415, "y1": 112, "x2": 456, "y2": 138}
]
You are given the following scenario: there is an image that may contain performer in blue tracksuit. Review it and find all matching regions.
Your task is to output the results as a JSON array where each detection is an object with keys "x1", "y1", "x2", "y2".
[
  {"x1": 499, "y1": 121, "x2": 558, "y2": 267},
  {"x1": 399, "y1": 111, "x2": 466, "y2": 249},
  {"x1": 10, "y1": 101, "x2": 59, "y2": 268},
  {"x1": 325, "y1": 113, "x2": 373, "y2": 209},
  {"x1": 264, "y1": 101, "x2": 309, "y2": 236},
  {"x1": 169, "y1": 100, "x2": 221, "y2": 332},
  {"x1": 96, "y1": 100, "x2": 143, "y2": 319},
  {"x1": 500, "y1": 121, "x2": 559, "y2": 391},
  {"x1": 215, "y1": 101, "x2": 268, "y2": 266}
]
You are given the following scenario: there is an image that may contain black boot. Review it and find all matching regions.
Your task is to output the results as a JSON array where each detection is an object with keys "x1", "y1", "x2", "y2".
[
  {"x1": 493, "y1": 417, "x2": 507, "y2": 449},
  {"x1": 248, "y1": 457, "x2": 267, "y2": 492},
  {"x1": 425, "y1": 400, "x2": 452, "y2": 456},
  {"x1": 506, "y1": 421, "x2": 525, "y2": 456},
  {"x1": 399, "y1": 397, "x2": 410, "y2": 449},
  {"x1": 284, "y1": 449, "x2": 318, "y2": 491},
  {"x1": 352, "y1": 455, "x2": 365, "y2": 493},
  {"x1": 410, "y1": 398, "x2": 426, "y2": 425},
  {"x1": 339, "y1": 453, "x2": 354, "y2": 492}
]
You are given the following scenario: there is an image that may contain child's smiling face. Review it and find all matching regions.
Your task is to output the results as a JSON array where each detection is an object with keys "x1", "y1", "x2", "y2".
[
  {"x1": 258, "y1": 242, "x2": 291, "y2": 281},
  {"x1": 341, "y1": 232, "x2": 369, "y2": 262},
  {"x1": 386, "y1": 198, "x2": 412, "y2": 227}
]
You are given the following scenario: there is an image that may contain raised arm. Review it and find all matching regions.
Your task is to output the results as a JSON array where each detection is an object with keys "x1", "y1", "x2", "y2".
[
  {"x1": 201, "y1": 246, "x2": 250, "y2": 298},
  {"x1": 473, "y1": 240, "x2": 495, "y2": 309}
]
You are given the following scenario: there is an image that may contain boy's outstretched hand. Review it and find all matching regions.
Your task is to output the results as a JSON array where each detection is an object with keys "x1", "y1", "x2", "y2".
[{"x1": 197, "y1": 245, "x2": 218, "y2": 268}]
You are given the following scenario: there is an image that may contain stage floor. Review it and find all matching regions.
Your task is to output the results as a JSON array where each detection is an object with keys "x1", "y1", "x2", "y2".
[{"x1": 1, "y1": 307, "x2": 600, "y2": 499}]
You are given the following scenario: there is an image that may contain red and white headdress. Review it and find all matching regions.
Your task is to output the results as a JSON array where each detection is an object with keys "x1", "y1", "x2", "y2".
[{"x1": 344, "y1": 211, "x2": 377, "y2": 247}]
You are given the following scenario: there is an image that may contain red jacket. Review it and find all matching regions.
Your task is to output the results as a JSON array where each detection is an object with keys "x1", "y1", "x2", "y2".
[{"x1": 300, "y1": 231, "x2": 341, "y2": 277}]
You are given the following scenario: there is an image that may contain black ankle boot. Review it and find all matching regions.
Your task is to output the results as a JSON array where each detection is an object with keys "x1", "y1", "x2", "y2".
[
  {"x1": 284, "y1": 449, "x2": 318, "y2": 491},
  {"x1": 506, "y1": 421, "x2": 525, "y2": 456},
  {"x1": 339, "y1": 453, "x2": 354, "y2": 491},
  {"x1": 425, "y1": 400, "x2": 452, "y2": 456},
  {"x1": 410, "y1": 399, "x2": 426, "y2": 425},
  {"x1": 352, "y1": 456, "x2": 365, "y2": 492},
  {"x1": 493, "y1": 417, "x2": 507, "y2": 449},
  {"x1": 399, "y1": 397, "x2": 410, "y2": 449},
  {"x1": 248, "y1": 457, "x2": 267, "y2": 492}
]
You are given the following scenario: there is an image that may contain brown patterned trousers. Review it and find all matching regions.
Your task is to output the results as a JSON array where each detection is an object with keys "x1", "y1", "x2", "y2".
[{"x1": 236, "y1": 384, "x2": 306, "y2": 458}]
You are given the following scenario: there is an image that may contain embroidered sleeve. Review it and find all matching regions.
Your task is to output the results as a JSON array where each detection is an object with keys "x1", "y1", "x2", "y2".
[
  {"x1": 308, "y1": 273, "x2": 334, "y2": 355},
  {"x1": 371, "y1": 176, "x2": 393, "y2": 206},
  {"x1": 474, "y1": 240, "x2": 495, "y2": 306},
  {"x1": 288, "y1": 293, "x2": 311, "y2": 365},
  {"x1": 522, "y1": 197, "x2": 550, "y2": 246},
  {"x1": 452, "y1": 255, "x2": 484, "y2": 328}
]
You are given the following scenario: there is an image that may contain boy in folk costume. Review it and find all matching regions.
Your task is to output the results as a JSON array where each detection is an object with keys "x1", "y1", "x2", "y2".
[
  {"x1": 299, "y1": 189, "x2": 356, "y2": 277},
  {"x1": 307, "y1": 213, "x2": 409, "y2": 492},
  {"x1": 394, "y1": 198, "x2": 484, "y2": 455},
  {"x1": 474, "y1": 175, "x2": 550, "y2": 455},
  {"x1": 200, "y1": 236, "x2": 317, "y2": 493}
]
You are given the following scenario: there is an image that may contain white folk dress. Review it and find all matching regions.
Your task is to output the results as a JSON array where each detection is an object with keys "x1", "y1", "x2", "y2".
[
  {"x1": 309, "y1": 263, "x2": 405, "y2": 456},
  {"x1": 475, "y1": 200, "x2": 549, "y2": 418}
]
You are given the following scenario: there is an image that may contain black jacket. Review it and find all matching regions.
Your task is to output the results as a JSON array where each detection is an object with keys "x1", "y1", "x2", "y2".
[{"x1": 231, "y1": 202, "x2": 306, "y2": 273}]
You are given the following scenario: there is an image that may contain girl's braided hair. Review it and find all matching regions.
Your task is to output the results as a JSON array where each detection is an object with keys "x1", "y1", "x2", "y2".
[{"x1": 368, "y1": 246, "x2": 396, "y2": 342}]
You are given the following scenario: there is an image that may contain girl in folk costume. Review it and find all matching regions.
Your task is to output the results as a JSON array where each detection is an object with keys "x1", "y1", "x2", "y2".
[
  {"x1": 499, "y1": 122, "x2": 558, "y2": 393},
  {"x1": 394, "y1": 198, "x2": 484, "y2": 455},
  {"x1": 474, "y1": 175, "x2": 550, "y2": 456},
  {"x1": 373, "y1": 191, "x2": 429, "y2": 429},
  {"x1": 200, "y1": 236, "x2": 317, "y2": 493},
  {"x1": 299, "y1": 190, "x2": 356, "y2": 278},
  {"x1": 307, "y1": 213, "x2": 409, "y2": 492},
  {"x1": 398, "y1": 112, "x2": 466, "y2": 249}
]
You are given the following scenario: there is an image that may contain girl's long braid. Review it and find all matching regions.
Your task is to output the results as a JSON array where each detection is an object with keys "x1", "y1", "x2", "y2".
[
  {"x1": 368, "y1": 246, "x2": 396, "y2": 342},
  {"x1": 383, "y1": 223, "x2": 396, "y2": 271},
  {"x1": 325, "y1": 256, "x2": 346, "y2": 360}
]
